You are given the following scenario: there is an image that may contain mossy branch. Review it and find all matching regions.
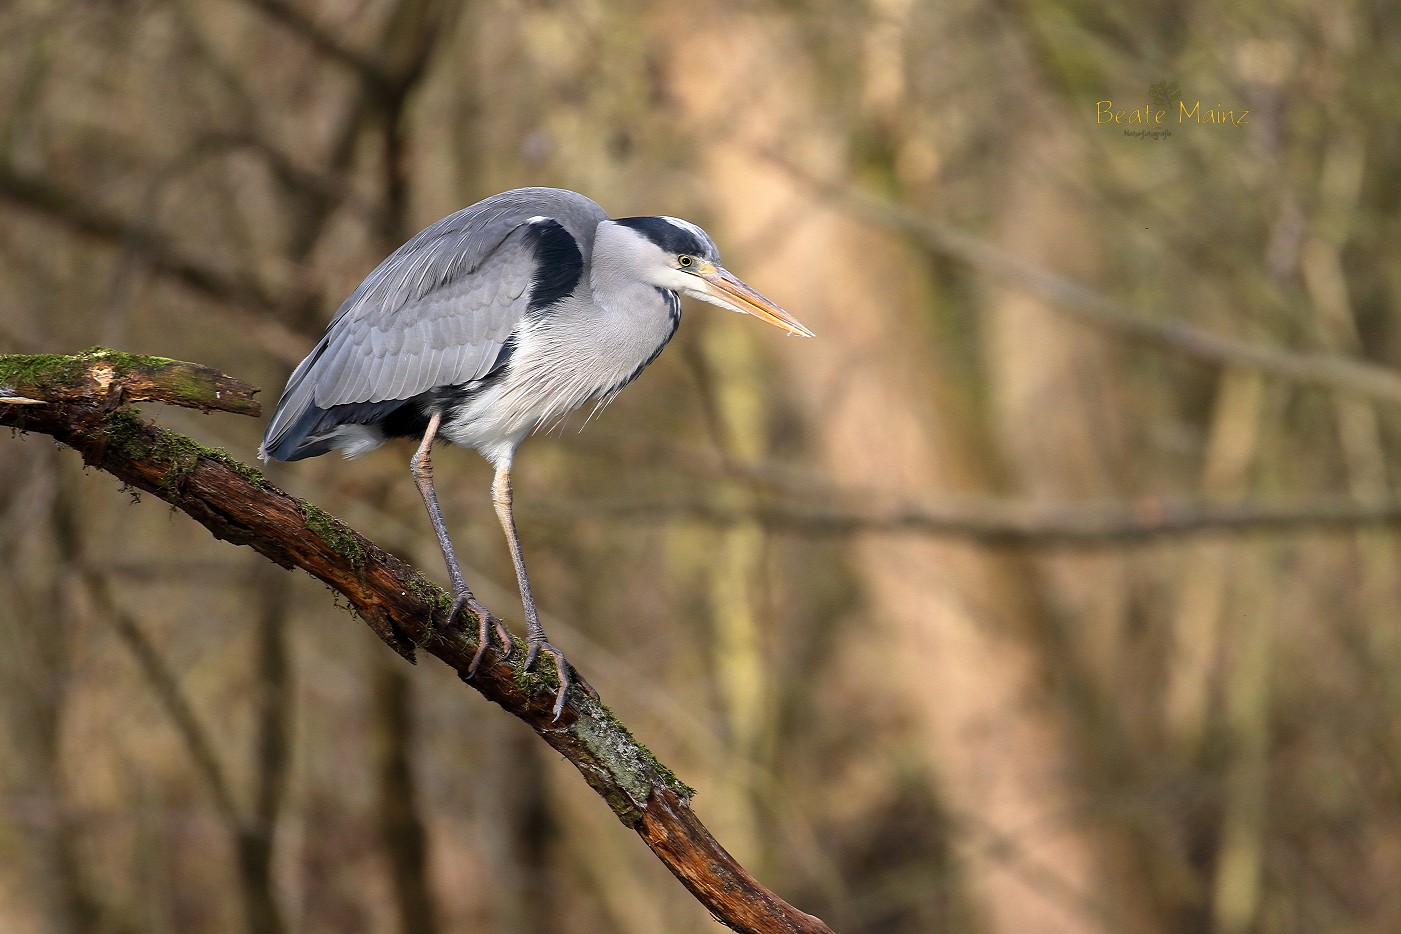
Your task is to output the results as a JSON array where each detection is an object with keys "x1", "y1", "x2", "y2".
[
  {"x1": 0, "y1": 350, "x2": 832, "y2": 934},
  {"x1": 0, "y1": 348, "x2": 262, "y2": 415}
]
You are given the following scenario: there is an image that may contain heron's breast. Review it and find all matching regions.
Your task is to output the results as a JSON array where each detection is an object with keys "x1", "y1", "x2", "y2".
[{"x1": 439, "y1": 290, "x2": 679, "y2": 454}]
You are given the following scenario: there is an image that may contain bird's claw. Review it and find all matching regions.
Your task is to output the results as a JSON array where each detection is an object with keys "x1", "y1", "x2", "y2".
[
  {"x1": 444, "y1": 593, "x2": 596, "y2": 721},
  {"x1": 447, "y1": 591, "x2": 514, "y2": 678},
  {"x1": 524, "y1": 639, "x2": 598, "y2": 722}
]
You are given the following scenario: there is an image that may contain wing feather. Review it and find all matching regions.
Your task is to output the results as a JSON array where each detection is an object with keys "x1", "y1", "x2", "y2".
[{"x1": 262, "y1": 188, "x2": 607, "y2": 460}]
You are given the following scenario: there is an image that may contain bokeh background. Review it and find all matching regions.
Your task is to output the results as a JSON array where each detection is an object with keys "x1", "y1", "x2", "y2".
[{"x1": 3, "y1": 2, "x2": 1400, "y2": 932}]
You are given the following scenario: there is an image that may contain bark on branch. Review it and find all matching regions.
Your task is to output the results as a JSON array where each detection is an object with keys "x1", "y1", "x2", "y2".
[{"x1": 0, "y1": 350, "x2": 833, "y2": 934}]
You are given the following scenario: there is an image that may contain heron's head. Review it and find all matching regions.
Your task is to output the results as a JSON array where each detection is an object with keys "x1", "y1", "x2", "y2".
[{"x1": 603, "y1": 216, "x2": 813, "y2": 337}]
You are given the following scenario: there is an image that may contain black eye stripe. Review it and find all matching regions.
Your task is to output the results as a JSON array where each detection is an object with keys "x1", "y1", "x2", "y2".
[{"x1": 614, "y1": 216, "x2": 719, "y2": 263}]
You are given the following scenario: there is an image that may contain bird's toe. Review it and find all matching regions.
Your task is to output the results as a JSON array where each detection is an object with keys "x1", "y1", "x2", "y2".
[
  {"x1": 524, "y1": 640, "x2": 598, "y2": 721},
  {"x1": 451, "y1": 591, "x2": 513, "y2": 678}
]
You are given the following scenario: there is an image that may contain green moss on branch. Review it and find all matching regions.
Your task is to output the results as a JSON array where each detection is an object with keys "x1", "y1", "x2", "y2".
[{"x1": 0, "y1": 348, "x2": 261, "y2": 415}]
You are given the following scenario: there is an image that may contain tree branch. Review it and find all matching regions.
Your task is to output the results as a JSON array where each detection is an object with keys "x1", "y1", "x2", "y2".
[
  {"x1": 232, "y1": 0, "x2": 395, "y2": 96},
  {"x1": 536, "y1": 492, "x2": 1401, "y2": 545},
  {"x1": 0, "y1": 164, "x2": 278, "y2": 310},
  {"x1": 0, "y1": 350, "x2": 834, "y2": 934},
  {"x1": 766, "y1": 152, "x2": 1401, "y2": 406},
  {"x1": 0, "y1": 349, "x2": 261, "y2": 414}
]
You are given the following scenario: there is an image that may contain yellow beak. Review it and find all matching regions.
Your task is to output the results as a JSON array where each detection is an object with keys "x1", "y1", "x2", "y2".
[{"x1": 698, "y1": 267, "x2": 814, "y2": 338}]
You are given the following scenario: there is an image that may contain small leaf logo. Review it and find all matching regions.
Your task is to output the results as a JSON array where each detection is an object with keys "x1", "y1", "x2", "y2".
[{"x1": 1149, "y1": 80, "x2": 1181, "y2": 107}]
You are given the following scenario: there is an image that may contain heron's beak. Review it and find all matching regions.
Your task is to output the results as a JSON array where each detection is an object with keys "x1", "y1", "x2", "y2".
[{"x1": 699, "y1": 267, "x2": 814, "y2": 337}]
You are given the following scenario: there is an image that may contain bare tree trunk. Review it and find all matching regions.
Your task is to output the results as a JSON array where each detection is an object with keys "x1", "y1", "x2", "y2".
[
  {"x1": 371, "y1": 656, "x2": 442, "y2": 934},
  {"x1": 663, "y1": 16, "x2": 1166, "y2": 933},
  {"x1": 480, "y1": 720, "x2": 555, "y2": 934},
  {"x1": 240, "y1": 561, "x2": 294, "y2": 934},
  {"x1": 979, "y1": 135, "x2": 1177, "y2": 934},
  {"x1": 30, "y1": 474, "x2": 106, "y2": 934}
]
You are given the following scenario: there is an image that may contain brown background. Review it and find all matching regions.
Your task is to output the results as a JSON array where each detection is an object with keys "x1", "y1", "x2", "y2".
[{"x1": 2, "y1": 2, "x2": 1399, "y2": 932}]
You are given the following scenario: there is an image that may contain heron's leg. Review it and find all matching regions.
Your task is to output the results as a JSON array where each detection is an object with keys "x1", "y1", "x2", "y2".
[
  {"x1": 410, "y1": 410, "x2": 513, "y2": 672},
  {"x1": 491, "y1": 461, "x2": 594, "y2": 720}
]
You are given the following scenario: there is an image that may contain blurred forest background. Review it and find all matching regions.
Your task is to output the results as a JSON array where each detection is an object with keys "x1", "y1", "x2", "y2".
[{"x1": 2, "y1": 1, "x2": 1400, "y2": 932}]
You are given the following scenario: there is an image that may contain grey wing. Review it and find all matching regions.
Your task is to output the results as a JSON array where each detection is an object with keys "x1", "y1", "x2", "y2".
[{"x1": 261, "y1": 188, "x2": 608, "y2": 461}]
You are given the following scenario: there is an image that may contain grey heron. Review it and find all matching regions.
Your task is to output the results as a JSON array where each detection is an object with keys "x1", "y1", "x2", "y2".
[{"x1": 261, "y1": 187, "x2": 811, "y2": 719}]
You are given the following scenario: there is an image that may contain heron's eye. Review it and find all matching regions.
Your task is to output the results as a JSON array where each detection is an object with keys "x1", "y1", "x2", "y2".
[{"x1": 678, "y1": 255, "x2": 694, "y2": 268}]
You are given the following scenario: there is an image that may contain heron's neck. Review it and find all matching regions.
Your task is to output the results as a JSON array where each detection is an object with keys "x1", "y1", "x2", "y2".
[
  {"x1": 588, "y1": 246, "x2": 671, "y2": 324},
  {"x1": 585, "y1": 220, "x2": 682, "y2": 349},
  {"x1": 575, "y1": 258, "x2": 679, "y2": 380}
]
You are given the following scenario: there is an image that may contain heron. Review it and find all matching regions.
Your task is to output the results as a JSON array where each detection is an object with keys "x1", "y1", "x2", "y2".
[{"x1": 260, "y1": 187, "x2": 811, "y2": 719}]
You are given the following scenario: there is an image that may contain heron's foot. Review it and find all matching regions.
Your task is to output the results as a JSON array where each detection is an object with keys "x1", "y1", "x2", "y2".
[
  {"x1": 447, "y1": 590, "x2": 514, "y2": 677},
  {"x1": 523, "y1": 638, "x2": 598, "y2": 722}
]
